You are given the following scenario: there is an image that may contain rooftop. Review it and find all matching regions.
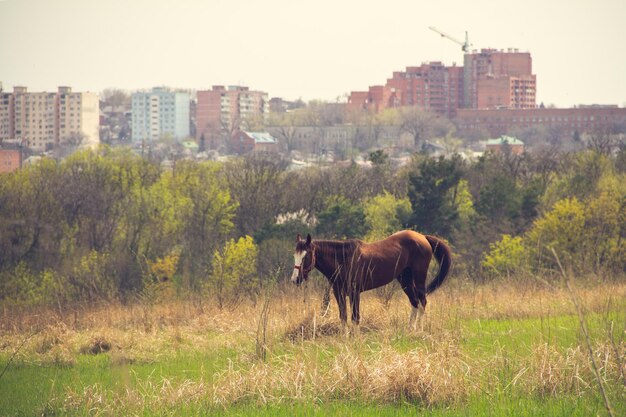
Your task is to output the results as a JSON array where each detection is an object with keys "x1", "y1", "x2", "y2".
[
  {"x1": 244, "y1": 131, "x2": 278, "y2": 144},
  {"x1": 486, "y1": 136, "x2": 524, "y2": 146}
]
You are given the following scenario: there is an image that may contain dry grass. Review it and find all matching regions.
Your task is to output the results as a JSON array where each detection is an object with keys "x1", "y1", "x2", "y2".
[
  {"x1": 53, "y1": 338, "x2": 624, "y2": 412},
  {"x1": 210, "y1": 342, "x2": 471, "y2": 406},
  {"x1": 1, "y1": 279, "x2": 625, "y2": 413}
]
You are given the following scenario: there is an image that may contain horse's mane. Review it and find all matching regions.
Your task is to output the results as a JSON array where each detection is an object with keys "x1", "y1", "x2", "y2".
[{"x1": 313, "y1": 239, "x2": 362, "y2": 256}]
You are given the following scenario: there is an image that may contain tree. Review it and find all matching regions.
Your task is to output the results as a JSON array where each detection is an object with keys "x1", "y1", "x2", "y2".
[
  {"x1": 454, "y1": 179, "x2": 476, "y2": 226},
  {"x1": 58, "y1": 149, "x2": 129, "y2": 253},
  {"x1": 475, "y1": 175, "x2": 521, "y2": 221},
  {"x1": 406, "y1": 155, "x2": 464, "y2": 237},
  {"x1": 368, "y1": 149, "x2": 389, "y2": 166},
  {"x1": 207, "y1": 236, "x2": 259, "y2": 308},
  {"x1": 398, "y1": 107, "x2": 453, "y2": 149},
  {"x1": 363, "y1": 192, "x2": 411, "y2": 241},
  {"x1": 586, "y1": 124, "x2": 621, "y2": 156},
  {"x1": 316, "y1": 195, "x2": 368, "y2": 239},
  {"x1": 100, "y1": 89, "x2": 130, "y2": 109},
  {"x1": 240, "y1": 112, "x2": 266, "y2": 132},
  {"x1": 584, "y1": 191, "x2": 625, "y2": 271},
  {"x1": 0, "y1": 158, "x2": 64, "y2": 271},
  {"x1": 526, "y1": 197, "x2": 586, "y2": 270},
  {"x1": 465, "y1": 152, "x2": 542, "y2": 235},
  {"x1": 267, "y1": 112, "x2": 299, "y2": 152},
  {"x1": 223, "y1": 154, "x2": 289, "y2": 236},
  {"x1": 199, "y1": 134, "x2": 206, "y2": 153},
  {"x1": 540, "y1": 151, "x2": 612, "y2": 209},
  {"x1": 168, "y1": 160, "x2": 237, "y2": 285}
]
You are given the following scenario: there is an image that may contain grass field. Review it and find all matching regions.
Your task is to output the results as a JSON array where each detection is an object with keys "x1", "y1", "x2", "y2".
[{"x1": 1, "y1": 277, "x2": 625, "y2": 416}]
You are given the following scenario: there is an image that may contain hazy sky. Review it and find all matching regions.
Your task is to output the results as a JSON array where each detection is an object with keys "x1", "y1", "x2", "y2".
[{"x1": 1, "y1": 0, "x2": 625, "y2": 107}]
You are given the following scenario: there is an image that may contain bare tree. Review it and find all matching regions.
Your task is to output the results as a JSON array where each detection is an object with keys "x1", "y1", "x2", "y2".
[
  {"x1": 587, "y1": 124, "x2": 622, "y2": 156},
  {"x1": 398, "y1": 106, "x2": 453, "y2": 149},
  {"x1": 100, "y1": 89, "x2": 130, "y2": 109}
]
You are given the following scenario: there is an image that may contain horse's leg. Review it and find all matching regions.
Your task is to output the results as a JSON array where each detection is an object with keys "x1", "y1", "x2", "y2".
[
  {"x1": 349, "y1": 291, "x2": 361, "y2": 325},
  {"x1": 411, "y1": 265, "x2": 429, "y2": 331},
  {"x1": 397, "y1": 267, "x2": 420, "y2": 330},
  {"x1": 332, "y1": 284, "x2": 348, "y2": 325},
  {"x1": 320, "y1": 284, "x2": 332, "y2": 317}
]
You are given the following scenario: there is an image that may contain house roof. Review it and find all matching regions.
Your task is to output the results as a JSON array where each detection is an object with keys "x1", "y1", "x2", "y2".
[
  {"x1": 486, "y1": 135, "x2": 524, "y2": 146},
  {"x1": 181, "y1": 140, "x2": 199, "y2": 150},
  {"x1": 243, "y1": 131, "x2": 278, "y2": 144}
]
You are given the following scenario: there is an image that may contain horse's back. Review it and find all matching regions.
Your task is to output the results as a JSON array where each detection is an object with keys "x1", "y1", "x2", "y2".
[
  {"x1": 388, "y1": 230, "x2": 431, "y2": 253},
  {"x1": 362, "y1": 230, "x2": 431, "y2": 264}
]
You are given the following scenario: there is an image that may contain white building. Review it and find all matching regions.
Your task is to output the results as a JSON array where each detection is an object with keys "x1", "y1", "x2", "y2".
[{"x1": 131, "y1": 87, "x2": 190, "y2": 144}]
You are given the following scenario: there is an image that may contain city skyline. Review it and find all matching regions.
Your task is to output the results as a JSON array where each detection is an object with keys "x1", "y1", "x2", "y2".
[{"x1": 1, "y1": 0, "x2": 625, "y2": 107}]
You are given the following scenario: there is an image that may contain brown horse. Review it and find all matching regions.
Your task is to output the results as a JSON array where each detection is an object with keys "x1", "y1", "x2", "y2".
[{"x1": 291, "y1": 230, "x2": 452, "y2": 329}]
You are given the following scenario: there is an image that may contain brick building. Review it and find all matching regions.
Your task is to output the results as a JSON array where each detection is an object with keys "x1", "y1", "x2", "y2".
[
  {"x1": 464, "y1": 48, "x2": 536, "y2": 110},
  {"x1": 0, "y1": 148, "x2": 22, "y2": 173},
  {"x1": 348, "y1": 49, "x2": 535, "y2": 117},
  {"x1": 347, "y1": 62, "x2": 463, "y2": 118},
  {"x1": 231, "y1": 130, "x2": 278, "y2": 154},
  {"x1": 455, "y1": 106, "x2": 626, "y2": 138},
  {"x1": 196, "y1": 86, "x2": 268, "y2": 146}
]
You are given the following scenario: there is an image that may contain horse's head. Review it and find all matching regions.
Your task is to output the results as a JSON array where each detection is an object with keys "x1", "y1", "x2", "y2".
[{"x1": 291, "y1": 233, "x2": 315, "y2": 285}]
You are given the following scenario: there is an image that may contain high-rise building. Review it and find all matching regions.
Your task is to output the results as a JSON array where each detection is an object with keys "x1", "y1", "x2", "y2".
[
  {"x1": 196, "y1": 86, "x2": 269, "y2": 145},
  {"x1": 388, "y1": 62, "x2": 464, "y2": 117},
  {"x1": 0, "y1": 89, "x2": 13, "y2": 141},
  {"x1": 57, "y1": 86, "x2": 100, "y2": 148},
  {"x1": 347, "y1": 62, "x2": 464, "y2": 118},
  {"x1": 348, "y1": 49, "x2": 536, "y2": 116},
  {"x1": 131, "y1": 87, "x2": 190, "y2": 144},
  {"x1": 464, "y1": 48, "x2": 536, "y2": 109},
  {"x1": 0, "y1": 86, "x2": 99, "y2": 152}
]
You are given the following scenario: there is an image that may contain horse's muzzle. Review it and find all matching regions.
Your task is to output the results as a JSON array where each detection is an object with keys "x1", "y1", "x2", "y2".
[{"x1": 292, "y1": 269, "x2": 307, "y2": 286}]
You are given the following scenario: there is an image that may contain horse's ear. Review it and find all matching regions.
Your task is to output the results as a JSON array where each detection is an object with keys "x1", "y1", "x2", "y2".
[
  {"x1": 296, "y1": 234, "x2": 302, "y2": 243},
  {"x1": 306, "y1": 234, "x2": 312, "y2": 246}
]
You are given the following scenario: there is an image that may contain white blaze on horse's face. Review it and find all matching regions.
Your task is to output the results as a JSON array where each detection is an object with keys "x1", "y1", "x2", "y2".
[{"x1": 291, "y1": 250, "x2": 307, "y2": 283}]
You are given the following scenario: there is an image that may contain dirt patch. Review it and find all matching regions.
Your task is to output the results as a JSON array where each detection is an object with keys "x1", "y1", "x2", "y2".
[
  {"x1": 80, "y1": 337, "x2": 112, "y2": 355},
  {"x1": 283, "y1": 316, "x2": 380, "y2": 342}
]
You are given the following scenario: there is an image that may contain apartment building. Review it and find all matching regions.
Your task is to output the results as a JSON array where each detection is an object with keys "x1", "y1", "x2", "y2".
[
  {"x1": 0, "y1": 90, "x2": 13, "y2": 141},
  {"x1": 348, "y1": 62, "x2": 464, "y2": 118},
  {"x1": 131, "y1": 87, "x2": 190, "y2": 144},
  {"x1": 196, "y1": 86, "x2": 269, "y2": 145},
  {"x1": 464, "y1": 48, "x2": 536, "y2": 109},
  {"x1": 348, "y1": 49, "x2": 536, "y2": 117},
  {"x1": 391, "y1": 62, "x2": 464, "y2": 117},
  {"x1": 0, "y1": 86, "x2": 99, "y2": 152}
]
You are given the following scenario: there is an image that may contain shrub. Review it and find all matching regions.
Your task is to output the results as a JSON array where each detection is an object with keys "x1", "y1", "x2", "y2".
[
  {"x1": 207, "y1": 236, "x2": 259, "y2": 308},
  {"x1": 482, "y1": 234, "x2": 526, "y2": 276}
]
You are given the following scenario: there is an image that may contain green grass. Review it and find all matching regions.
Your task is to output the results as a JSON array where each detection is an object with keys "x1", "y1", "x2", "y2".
[
  {"x1": 0, "y1": 349, "x2": 242, "y2": 416},
  {"x1": 1, "y1": 283, "x2": 625, "y2": 416},
  {"x1": 210, "y1": 395, "x2": 612, "y2": 417}
]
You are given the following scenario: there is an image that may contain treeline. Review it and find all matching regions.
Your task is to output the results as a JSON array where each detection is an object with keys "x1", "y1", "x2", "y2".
[{"x1": 0, "y1": 146, "x2": 624, "y2": 306}]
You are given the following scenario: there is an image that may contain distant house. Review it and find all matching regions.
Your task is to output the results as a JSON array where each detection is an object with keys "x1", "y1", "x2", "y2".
[
  {"x1": 181, "y1": 140, "x2": 199, "y2": 153},
  {"x1": 486, "y1": 135, "x2": 524, "y2": 155},
  {"x1": 421, "y1": 140, "x2": 446, "y2": 157},
  {"x1": 231, "y1": 130, "x2": 278, "y2": 154},
  {"x1": 0, "y1": 149, "x2": 22, "y2": 173}
]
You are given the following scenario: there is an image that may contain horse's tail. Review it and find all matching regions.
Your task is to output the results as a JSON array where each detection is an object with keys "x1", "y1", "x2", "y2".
[{"x1": 425, "y1": 235, "x2": 452, "y2": 294}]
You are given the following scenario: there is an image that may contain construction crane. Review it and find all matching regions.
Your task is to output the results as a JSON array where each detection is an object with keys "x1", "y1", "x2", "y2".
[{"x1": 429, "y1": 26, "x2": 471, "y2": 53}]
